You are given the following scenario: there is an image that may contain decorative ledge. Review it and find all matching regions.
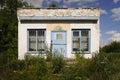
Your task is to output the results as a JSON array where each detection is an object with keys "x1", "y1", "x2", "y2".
[{"x1": 19, "y1": 16, "x2": 99, "y2": 20}]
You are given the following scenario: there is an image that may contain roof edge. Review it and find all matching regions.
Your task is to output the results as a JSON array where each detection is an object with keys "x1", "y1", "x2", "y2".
[{"x1": 17, "y1": 7, "x2": 100, "y2": 10}]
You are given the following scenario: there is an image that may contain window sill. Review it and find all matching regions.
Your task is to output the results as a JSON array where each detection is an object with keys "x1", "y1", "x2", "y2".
[
  {"x1": 72, "y1": 51, "x2": 90, "y2": 54},
  {"x1": 27, "y1": 51, "x2": 46, "y2": 54}
]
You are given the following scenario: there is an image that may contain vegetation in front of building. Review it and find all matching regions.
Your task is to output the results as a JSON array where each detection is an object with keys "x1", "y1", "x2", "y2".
[{"x1": 0, "y1": 41, "x2": 120, "y2": 80}]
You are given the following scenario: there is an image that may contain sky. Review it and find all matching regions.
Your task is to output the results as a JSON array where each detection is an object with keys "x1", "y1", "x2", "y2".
[{"x1": 25, "y1": 0, "x2": 120, "y2": 47}]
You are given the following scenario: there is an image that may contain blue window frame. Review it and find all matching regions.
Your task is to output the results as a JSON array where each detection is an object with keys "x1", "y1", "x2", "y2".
[
  {"x1": 72, "y1": 29, "x2": 90, "y2": 53},
  {"x1": 27, "y1": 29, "x2": 46, "y2": 53}
]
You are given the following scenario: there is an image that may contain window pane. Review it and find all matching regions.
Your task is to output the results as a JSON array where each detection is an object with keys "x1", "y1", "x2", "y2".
[
  {"x1": 72, "y1": 31, "x2": 80, "y2": 51},
  {"x1": 56, "y1": 34, "x2": 62, "y2": 40},
  {"x1": 29, "y1": 30, "x2": 36, "y2": 51},
  {"x1": 37, "y1": 30, "x2": 45, "y2": 51},
  {"x1": 81, "y1": 31, "x2": 89, "y2": 51},
  {"x1": 73, "y1": 31, "x2": 79, "y2": 37},
  {"x1": 73, "y1": 38, "x2": 80, "y2": 51}
]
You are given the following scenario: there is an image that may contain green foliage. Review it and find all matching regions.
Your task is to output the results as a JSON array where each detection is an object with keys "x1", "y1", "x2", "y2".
[
  {"x1": 0, "y1": 52, "x2": 120, "y2": 80},
  {"x1": 88, "y1": 52, "x2": 119, "y2": 80},
  {"x1": 107, "y1": 53, "x2": 120, "y2": 79},
  {"x1": 74, "y1": 55, "x2": 90, "y2": 80},
  {"x1": 49, "y1": 2, "x2": 58, "y2": 8},
  {"x1": 0, "y1": 0, "x2": 30, "y2": 65},
  {"x1": 51, "y1": 53, "x2": 65, "y2": 74},
  {"x1": 46, "y1": 47, "x2": 52, "y2": 61},
  {"x1": 62, "y1": 56, "x2": 90, "y2": 80},
  {"x1": 0, "y1": 55, "x2": 48, "y2": 80},
  {"x1": 25, "y1": 55, "x2": 47, "y2": 74},
  {"x1": 6, "y1": 60, "x2": 25, "y2": 71},
  {"x1": 34, "y1": 57, "x2": 47, "y2": 80},
  {"x1": 101, "y1": 41, "x2": 120, "y2": 53},
  {"x1": 62, "y1": 66, "x2": 75, "y2": 80}
]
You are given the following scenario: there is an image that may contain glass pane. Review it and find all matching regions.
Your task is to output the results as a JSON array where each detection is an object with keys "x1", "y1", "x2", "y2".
[
  {"x1": 81, "y1": 30, "x2": 88, "y2": 37},
  {"x1": 38, "y1": 30, "x2": 45, "y2": 51},
  {"x1": 29, "y1": 30, "x2": 36, "y2": 51},
  {"x1": 73, "y1": 31, "x2": 79, "y2": 37},
  {"x1": 81, "y1": 31, "x2": 89, "y2": 51},
  {"x1": 73, "y1": 38, "x2": 80, "y2": 51},
  {"x1": 56, "y1": 34, "x2": 62, "y2": 40}
]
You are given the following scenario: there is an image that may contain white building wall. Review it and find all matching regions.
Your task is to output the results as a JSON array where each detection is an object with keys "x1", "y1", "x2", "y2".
[
  {"x1": 18, "y1": 22, "x2": 46, "y2": 59},
  {"x1": 66, "y1": 30, "x2": 71, "y2": 58},
  {"x1": 17, "y1": 8, "x2": 100, "y2": 59},
  {"x1": 68, "y1": 23, "x2": 99, "y2": 58},
  {"x1": 18, "y1": 22, "x2": 99, "y2": 59}
]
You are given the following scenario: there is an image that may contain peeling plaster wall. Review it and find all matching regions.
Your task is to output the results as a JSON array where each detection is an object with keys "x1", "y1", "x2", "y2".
[
  {"x1": 17, "y1": 8, "x2": 100, "y2": 17},
  {"x1": 17, "y1": 8, "x2": 100, "y2": 59}
]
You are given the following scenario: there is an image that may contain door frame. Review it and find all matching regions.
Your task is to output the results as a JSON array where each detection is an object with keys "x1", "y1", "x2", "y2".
[{"x1": 51, "y1": 30, "x2": 67, "y2": 57}]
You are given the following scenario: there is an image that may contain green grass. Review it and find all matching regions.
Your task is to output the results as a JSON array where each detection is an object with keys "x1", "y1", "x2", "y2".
[
  {"x1": 0, "y1": 41, "x2": 120, "y2": 80},
  {"x1": 0, "y1": 52, "x2": 120, "y2": 80}
]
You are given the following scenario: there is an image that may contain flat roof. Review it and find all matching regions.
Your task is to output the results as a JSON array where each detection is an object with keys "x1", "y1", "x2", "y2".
[
  {"x1": 17, "y1": 7, "x2": 100, "y2": 19},
  {"x1": 18, "y1": 7, "x2": 99, "y2": 10}
]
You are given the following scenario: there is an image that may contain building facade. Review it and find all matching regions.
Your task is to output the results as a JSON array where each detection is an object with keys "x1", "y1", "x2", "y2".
[{"x1": 17, "y1": 8, "x2": 100, "y2": 59}]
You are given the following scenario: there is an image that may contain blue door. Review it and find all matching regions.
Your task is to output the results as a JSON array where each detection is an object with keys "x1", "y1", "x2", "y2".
[{"x1": 51, "y1": 31, "x2": 66, "y2": 57}]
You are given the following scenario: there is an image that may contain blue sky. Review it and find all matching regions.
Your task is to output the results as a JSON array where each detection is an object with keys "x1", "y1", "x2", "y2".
[{"x1": 25, "y1": 0, "x2": 120, "y2": 46}]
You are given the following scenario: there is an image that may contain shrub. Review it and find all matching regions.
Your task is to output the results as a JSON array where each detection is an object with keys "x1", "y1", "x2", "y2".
[
  {"x1": 107, "y1": 53, "x2": 120, "y2": 79},
  {"x1": 62, "y1": 66, "x2": 76, "y2": 80},
  {"x1": 74, "y1": 54, "x2": 90, "y2": 80},
  {"x1": 88, "y1": 52, "x2": 117, "y2": 80},
  {"x1": 34, "y1": 57, "x2": 47, "y2": 80},
  {"x1": 62, "y1": 54, "x2": 90, "y2": 80},
  {"x1": 74, "y1": 54, "x2": 90, "y2": 79},
  {"x1": 51, "y1": 53, "x2": 65, "y2": 74},
  {"x1": 101, "y1": 41, "x2": 120, "y2": 53},
  {"x1": 46, "y1": 49, "x2": 52, "y2": 61},
  {"x1": 6, "y1": 59, "x2": 25, "y2": 71},
  {"x1": 25, "y1": 55, "x2": 47, "y2": 80}
]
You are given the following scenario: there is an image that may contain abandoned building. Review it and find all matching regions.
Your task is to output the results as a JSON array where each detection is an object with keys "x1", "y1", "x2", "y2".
[{"x1": 17, "y1": 8, "x2": 100, "y2": 59}]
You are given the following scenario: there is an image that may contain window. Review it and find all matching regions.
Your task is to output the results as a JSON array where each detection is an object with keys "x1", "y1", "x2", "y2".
[
  {"x1": 28, "y1": 29, "x2": 46, "y2": 53},
  {"x1": 56, "y1": 34, "x2": 62, "y2": 40},
  {"x1": 72, "y1": 30, "x2": 90, "y2": 53}
]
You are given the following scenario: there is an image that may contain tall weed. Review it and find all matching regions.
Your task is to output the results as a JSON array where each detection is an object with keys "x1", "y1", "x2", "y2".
[
  {"x1": 51, "y1": 53, "x2": 65, "y2": 74},
  {"x1": 88, "y1": 52, "x2": 117, "y2": 80}
]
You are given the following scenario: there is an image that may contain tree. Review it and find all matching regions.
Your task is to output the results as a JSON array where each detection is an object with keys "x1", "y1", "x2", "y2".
[
  {"x1": 0, "y1": 0, "x2": 4, "y2": 8},
  {"x1": 49, "y1": 2, "x2": 58, "y2": 8},
  {"x1": 100, "y1": 41, "x2": 120, "y2": 53},
  {"x1": 0, "y1": 0, "x2": 29, "y2": 65}
]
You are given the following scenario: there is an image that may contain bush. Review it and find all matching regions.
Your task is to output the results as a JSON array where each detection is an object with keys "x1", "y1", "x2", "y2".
[
  {"x1": 25, "y1": 55, "x2": 47, "y2": 80},
  {"x1": 6, "y1": 60, "x2": 25, "y2": 71},
  {"x1": 34, "y1": 57, "x2": 47, "y2": 80},
  {"x1": 101, "y1": 41, "x2": 120, "y2": 53},
  {"x1": 62, "y1": 54, "x2": 90, "y2": 80},
  {"x1": 74, "y1": 54, "x2": 90, "y2": 80},
  {"x1": 88, "y1": 52, "x2": 117, "y2": 80},
  {"x1": 107, "y1": 53, "x2": 120, "y2": 79},
  {"x1": 1, "y1": 49, "x2": 120, "y2": 80},
  {"x1": 51, "y1": 53, "x2": 65, "y2": 74},
  {"x1": 46, "y1": 49, "x2": 52, "y2": 61},
  {"x1": 62, "y1": 66, "x2": 76, "y2": 80}
]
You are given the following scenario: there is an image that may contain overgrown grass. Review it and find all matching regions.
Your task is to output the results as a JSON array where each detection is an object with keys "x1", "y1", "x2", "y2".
[
  {"x1": 0, "y1": 52, "x2": 120, "y2": 80},
  {"x1": 0, "y1": 41, "x2": 120, "y2": 80}
]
